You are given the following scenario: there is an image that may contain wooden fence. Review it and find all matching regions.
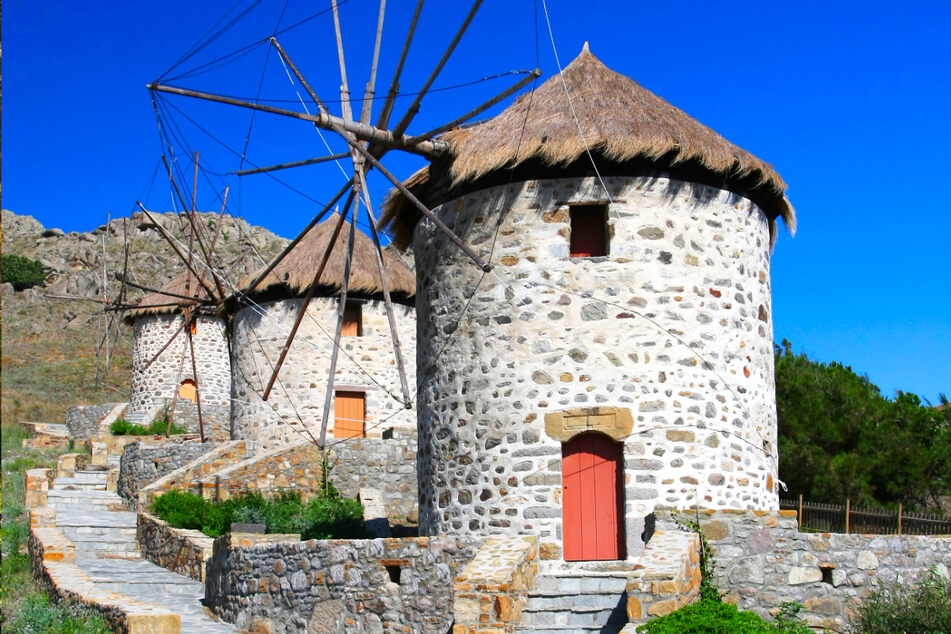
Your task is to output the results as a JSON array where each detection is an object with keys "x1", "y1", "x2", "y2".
[{"x1": 779, "y1": 496, "x2": 951, "y2": 535}]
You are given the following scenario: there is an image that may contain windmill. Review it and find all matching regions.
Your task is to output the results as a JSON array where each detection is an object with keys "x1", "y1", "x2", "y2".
[{"x1": 134, "y1": 1, "x2": 540, "y2": 447}]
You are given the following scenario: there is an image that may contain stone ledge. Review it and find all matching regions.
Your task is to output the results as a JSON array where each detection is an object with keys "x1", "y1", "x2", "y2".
[
  {"x1": 29, "y1": 523, "x2": 180, "y2": 633},
  {"x1": 453, "y1": 535, "x2": 538, "y2": 632},
  {"x1": 626, "y1": 530, "x2": 701, "y2": 622}
]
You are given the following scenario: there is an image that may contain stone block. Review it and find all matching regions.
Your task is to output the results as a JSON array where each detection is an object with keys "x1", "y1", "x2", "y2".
[{"x1": 788, "y1": 566, "x2": 822, "y2": 585}]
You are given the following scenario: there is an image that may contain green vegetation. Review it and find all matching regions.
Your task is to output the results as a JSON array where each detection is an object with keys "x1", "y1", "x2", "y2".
[
  {"x1": 852, "y1": 569, "x2": 951, "y2": 634},
  {"x1": 775, "y1": 340, "x2": 951, "y2": 511},
  {"x1": 109, "y1": 418, "x2": 187, "y2": 436},
  {"x1": 636, "y1": 600, "x2": 811, "y2": 634},
  {"x1": 1, "y1": 420, "x2": 107, "y2": 631},
  {"x1": 149, "y1": 487, "x2": 367, "y2": 540},
  {"x1": 1, "y1": 254, "x2": 46, "y2": 290}
]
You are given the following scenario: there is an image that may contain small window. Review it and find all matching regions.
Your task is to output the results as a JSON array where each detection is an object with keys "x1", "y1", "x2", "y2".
[
  {"x1": 334, "y1": 391, "x2": 365, "y2": 438},
  {"x1": 569, "y1": 205, "x2": 608, "y2": 257},
  {"x1": 189, "y1": 320, "x2": 197, "y2": 335},
  {"x1": 179, "y1": 379, "x2": 197, "y2": 403},
  {"x1": 341, "y1": 301, "x2": 362, "y2": 337}
]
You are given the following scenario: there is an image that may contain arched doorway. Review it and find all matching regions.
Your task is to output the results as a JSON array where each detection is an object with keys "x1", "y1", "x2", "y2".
[
  {"x1": 562, "y1": 432, "x2": 624, "y2": 561},
  {"x1": 179, "y1": 379, "x2": 197, "y2": 403}
]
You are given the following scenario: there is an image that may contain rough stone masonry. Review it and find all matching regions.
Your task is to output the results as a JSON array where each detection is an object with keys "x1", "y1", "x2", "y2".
[{"x1": 414, "y1": 174, "x2": 779, "y2": 560}]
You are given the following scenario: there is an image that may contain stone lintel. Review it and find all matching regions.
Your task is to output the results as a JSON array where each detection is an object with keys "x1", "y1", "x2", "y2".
[{"x1": 544, "y1": 407, "x2": 634, "y2": 442}]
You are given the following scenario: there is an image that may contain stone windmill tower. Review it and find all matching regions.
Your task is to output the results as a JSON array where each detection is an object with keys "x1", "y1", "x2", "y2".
[
  {"x1": 126, "y1": 269, "x2": 231, "y2": 437},
  {"x1": 382, "y1": 45, "x2": 795, "y2": 562},
  {"x1": 230, "y1": 214, "x2": 417, "y2": 452}
]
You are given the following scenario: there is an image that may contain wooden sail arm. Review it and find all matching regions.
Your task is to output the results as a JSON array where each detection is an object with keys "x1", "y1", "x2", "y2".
[
  {"x1": 232, "y1": 154, "x2": 350, "y2": 176},
  {"x1": 148, "y1": 83, "x2": 448, "y2": 159}
]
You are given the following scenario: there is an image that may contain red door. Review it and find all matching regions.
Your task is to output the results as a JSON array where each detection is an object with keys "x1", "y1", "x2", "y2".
[{"x1": 562, "y1": 433, "x2": 624, "y2": 561}]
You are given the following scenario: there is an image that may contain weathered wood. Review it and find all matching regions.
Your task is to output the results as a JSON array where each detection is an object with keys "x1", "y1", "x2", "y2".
[
  {"x1": 374, "y1": 0, "x2": 424, "y2": 134},
  {"x1": 239, "y1": 178, "x2": 353, "y2": 299},
  {"x1": 360, "y1": 0, "x2": 387, "y2": 126},
  {"x1": 331, "y1": 0, "x2": 354, "y2": 123},
  {"x1": 233, "y1": 154, "x2": 350, "y2": 176},
  {"x1": 342, "y1": 134, "x2": 491, "y2": 271},
  {"x1": 261, "y1": 192, "x2": 355, "y2": 401},
  {"x1": 356, "y1": 170, "x2": 412, "y2": 406},
  {"x1": 187, "y1": 328, "x2": 206, "y2": 442},
  {"x1": 405, "y1": 68, "x2": 541, "y2": 144},
  {"x1": 149, "y1": 83, "x2": 447, "y2": 158},
  {"x1": 318, "y1": 202, "x2": 359, "y2": 449},
  {"x1": 206, "y1": 186, "x2": 230, "y2": 259},
  {"x1": 113, "y1": 273, "x2": 206, "y2": 304},
  {"x1": 391, "y1": 0, "x2": 483, "y2": 137}
]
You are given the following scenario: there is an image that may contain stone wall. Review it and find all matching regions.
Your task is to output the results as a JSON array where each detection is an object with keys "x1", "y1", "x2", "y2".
[
  {"x1": 205, "y1": 534, "x2": 482, "y2": 633},
  {"x1": 330, "y1": 437, "x2": 418, "y2": 520},
  {"x1": 656, "y1": 509, "x2": 951, "y2": 631},
  {"x1": 130, "y1": 314, "x2": 231, "y2": 424},
  {"x1": 137, "y1": 512, "x2": 214, "y2": 581},
  {"x1": 66, "y1": 402, "x2": 124, "y2": 440},
  {"x1": 626, "y1": 530, "x2": 701, "y2": 623},
  {"x1": 118, "y1": 437, "x2": 220, "y2": 508},
  {"x1": 231, "y1": 297, "x2": 417, "y2": 452},
  {"x1": 138, "y1": 440, "x2": 248, "y2": 508},
  {"x1": 413, "y1": 175, "x2": 779, "y2": 557}
]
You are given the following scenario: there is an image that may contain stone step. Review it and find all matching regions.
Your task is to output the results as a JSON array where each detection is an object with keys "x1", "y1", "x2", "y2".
[
  {"x1": 524, "y1": 590, "x2": 626, "y2": 610},
  {"x1": 95, "y1": 580, "x2": 203, "y2": 596},
  {"x1": 47, "y1": 489, "x2": 125, "y2": 507},
  {"x1": 519, "y1": 603, "x2": 628, "y2": 630},
  {"x1": 534, "y1": 573, "x2": 629, "y2": 594},
  {"x1": 516, "y1": 626, "x2": 626, "y2": 634},
  {"x1": 60, "y1": 525, "x2": 137, "y2": 541},
  {"x1": 55, "y1": 508, "x2": 137, "y2": 529},
  {"x1": 53, "y1": 473, "x2": 108, "y2": 490}
]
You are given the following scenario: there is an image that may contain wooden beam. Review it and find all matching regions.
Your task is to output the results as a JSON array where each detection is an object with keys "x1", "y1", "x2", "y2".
[
  {"x1": 187, "y1": 327, "x2": 206, "y2": 442},
  {"x1": 374, "y1": 0, "x2": 424, "y2": 134},
  {"x1": 360, "y1": 0, "x2": 387, "y2": 126},
  {"x1": 232, "y1": 154, "x2": 350, "y2": 176},
  {"x1": 318, "y1": 202, "x2": 359, "y2": 449},
  {"x1": 261, "y1": 192, "x2": 355, "y2": 400},
  {"x1": 149, "y1": 83, "x2": 447, "y2": 158},
  {"x1": 133, "y1": 204, "x2": 218, "y2": 299}
]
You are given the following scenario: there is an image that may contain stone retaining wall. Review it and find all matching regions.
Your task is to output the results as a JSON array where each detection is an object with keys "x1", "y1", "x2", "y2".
[
  {"x1": 205, "y1": 534, "x2": 482, "y2": 633},
  {"x1": 137, "y1": 512, "x2": 214, "y2": 582},
  {"x1": 452, "y1": 535, "x2": 539, "y2": 633},
  {"x1": 626, "y1": 530, "x2": 701, "y2": 623},
  {"x1": 118, "y1": 438, "x2": 219, "y2": 508},
  {"x1": 25, "y1": 468, "x2": 54, "y2": 509},
  {"x1": 66, "y1": 403, "x2": 125, "y2": 440},
  {"x1": 29, "y1": 523, "x2": 180, "y2": 633},
  {"x1": 138, "y1": 440, "x2": 247, "y2": 508},
  {"x1": 656, "y1": 509, "x2": 951, "y2": 631},
  {"x1": 328, "y1": 438, "x2": 418, "y2": 520}
]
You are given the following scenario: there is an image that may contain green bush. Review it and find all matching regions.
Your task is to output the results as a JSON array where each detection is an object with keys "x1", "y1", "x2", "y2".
[
  {"x1": 2, "y1": 254, "x2": 46, "y2": 290},
  {"x1": 852, "y1": 569, "x2": 951, "y2": 634},
  {"x1": 109, "y1": 418, "x2": 187, "y2": 436},
  {"x1": 4, "y1": 593, "x2": 110, "y2": 633},
  {"x1": 636, "y1": 599, "x2": 811, "y2": 634},
  {"x1": 150, "y1": 486, "x2": 367, "y2": 539}
]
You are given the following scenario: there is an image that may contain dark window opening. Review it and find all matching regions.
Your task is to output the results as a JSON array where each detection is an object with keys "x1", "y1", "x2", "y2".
[
  {"x1": 342, "y1": 301, "x2": 362, "y2": 337},
  {"x1": 385, "y1": 565, "x2": 401, "y2": 584},
  {"x1": 569, "y1": 205, "x2": 608, "y2": 257},
  {"x1": 820, "y1": 565, "x2": 835, "y2": 585}
]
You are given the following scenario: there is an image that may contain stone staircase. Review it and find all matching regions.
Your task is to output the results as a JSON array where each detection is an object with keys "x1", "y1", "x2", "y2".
[
  {"x1": 517, "y1": 563, "x2": 631, "y2": 633},
  {"x1": 48, "y1": 469, "x2": 237, "y2": 632}
]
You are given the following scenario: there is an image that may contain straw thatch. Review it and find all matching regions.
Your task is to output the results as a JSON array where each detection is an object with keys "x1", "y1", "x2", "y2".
[
  {"x1": 237, "y1": 213, "x2": 415, "y2": 300},
  {"x1": 124, "y1": 269, "x2": 215, "y2": 322},
  {"x1": 381, "y1": 44, "x2": 794, "y2": 247}
]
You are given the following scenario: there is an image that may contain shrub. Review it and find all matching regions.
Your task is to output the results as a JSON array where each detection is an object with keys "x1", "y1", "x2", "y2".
[
  {"x1": 109, "y1": 418, "x2": 187, "y2": 436},
  {"x1": 636, "y1": 599, "x2": 811, "y2": 633},
  {"x1": 302, "y1": 494, "x2": 367, "y2": 540},
  {"x1": 4, "y1": 593, "x2": 110, "y2": 633},
  {"x1": 150, "y1": 489, "x2": 227, "y2": 536},
  {"x1": 1, "y1": 254, "x2": 46, "y2": 290},
  {"x1": 852, "y1": 569, "x2": 951, "y2": 634}
]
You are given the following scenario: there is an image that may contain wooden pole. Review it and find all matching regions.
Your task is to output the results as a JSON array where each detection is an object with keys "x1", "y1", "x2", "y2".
[
  {"x1": 148, "y1": 83, "x2": 447, "y2": 158},
  {"x1": 113, "y1": 273, "x2": 209, "y2": 304},
  {"x1": 187, "y1": 327, "x2": 206, "y2": 443},
  {"x1": 898, "y1": 503, "x2": 902, "y2": 535},
  {"x1": 374, "y1": 0, "x2": 424, "y2": 134},
  {"x1": 134, "y1": 203, "x2": 217, "y2": 299},
  {"x1": 233, "y1": 154, "x2": 350, "y2": 176},
  {"x1": 239, "y1": 178, "x2": 352, "y2": 299},
  {"x1": 206, "y1": 186, "x2": 230, "y2": 260},
  {"x1": 318, "y1": 202, "x2": 359, "y2": 449},
  {"x1": 798, "y1": 494, "x2": 803, "y2": 531},
  {"x1": 405, "y1": 69, "x2": 541, "y2": 145},
  {"x1": 142, "y1": 318, "x2": 191, "y2": 374},
  {"x1": 845, "y1": 498, "x2": 851, "y2": 534},
  {"x1": 261, "y1": 194, "x2": 355, "y2": 400},
  {"x1": 355, "y1": 170, "x2": 412, "y2": 407},
  {"x1": 360, "y1": 0, "x2": 387, "y2": 126},
  {"x1": 391, "y1": 0, "x2": 483, "y2": 137},
  {"x1": 342, "y1": 133, "x2": 491, "y2": 271},
  {"x1": 331, "y1": 0, "x2": 354, "y2": 124}
]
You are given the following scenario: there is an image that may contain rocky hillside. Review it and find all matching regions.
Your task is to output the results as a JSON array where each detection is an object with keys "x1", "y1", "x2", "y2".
[{"x1": 1, "y1": 209, "x2": 289, "y2": 423}]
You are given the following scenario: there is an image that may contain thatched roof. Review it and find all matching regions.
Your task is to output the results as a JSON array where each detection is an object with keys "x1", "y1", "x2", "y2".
[
  {"x1": 125, "y1": 269, "x2": 214, "y2": 321},
  {"x1": 237, "y1": 213, "x2": 415, "y2": 300},
  {"x1": 381, "y1": 44, "x2": 794, "y2": 247}
]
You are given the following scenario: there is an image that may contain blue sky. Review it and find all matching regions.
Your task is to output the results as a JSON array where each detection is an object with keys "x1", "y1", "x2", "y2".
[{"x1": 4, "y1": 1, "x2": 949, "y2": 402}]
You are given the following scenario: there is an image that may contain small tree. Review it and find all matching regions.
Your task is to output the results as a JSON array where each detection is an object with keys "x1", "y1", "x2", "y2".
[{"x1": 1, "y1": 254, "x2": 46, "y2": 290}]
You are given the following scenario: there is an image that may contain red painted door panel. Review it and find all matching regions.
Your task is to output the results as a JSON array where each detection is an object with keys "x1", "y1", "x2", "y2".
[{"x1": 562, "y1": 433, "x2": 624, "y2": 561}]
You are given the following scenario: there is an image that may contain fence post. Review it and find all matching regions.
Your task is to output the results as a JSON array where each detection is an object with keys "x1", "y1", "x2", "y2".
[
  {"x1": 898, "y1": 503, "x2": 902, "y2": 535},
  {"x1": 798, "y1": 494, "x2": 803, "y2": 531},
  {"x1": 845, "y1": 498, "x2": 850, "y2": 534}
]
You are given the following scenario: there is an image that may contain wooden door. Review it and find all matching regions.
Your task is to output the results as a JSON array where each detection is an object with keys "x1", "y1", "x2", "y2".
[
  {"x1": 562, "y1": 433, "x2": 624, "y2": 561},
  {"x1": 333, "y1": 391, "x2": 365, "y2": 438},
  {"x1": 570, "y1": 206, "x2": 607, "y2": 257},
  {"x1": 178, "y1": 379, "x2": 197, "y2": 403}
]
